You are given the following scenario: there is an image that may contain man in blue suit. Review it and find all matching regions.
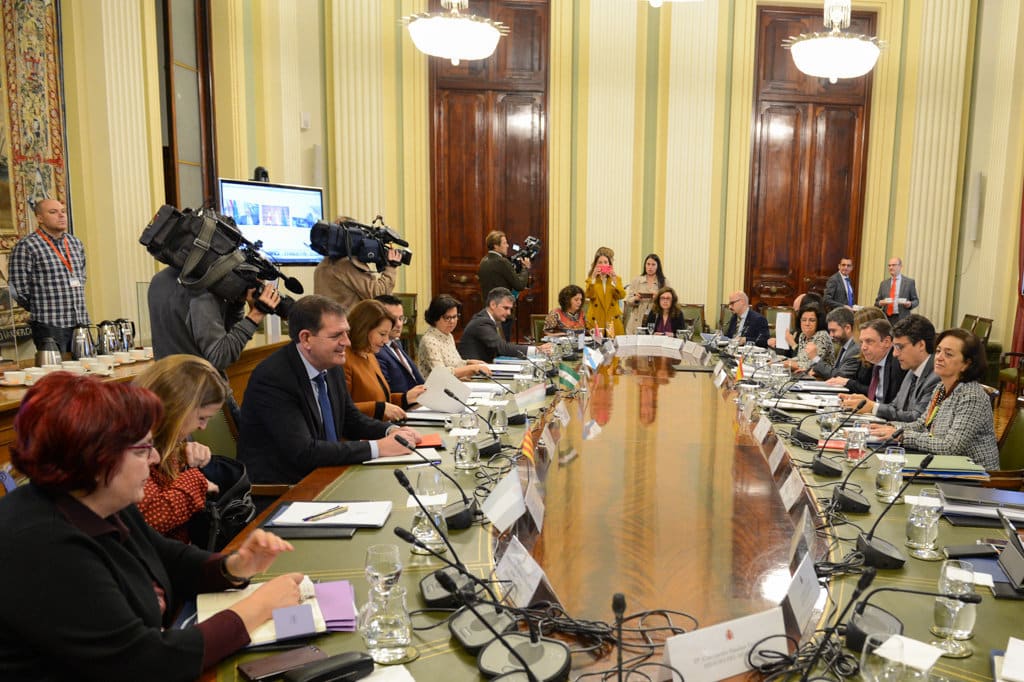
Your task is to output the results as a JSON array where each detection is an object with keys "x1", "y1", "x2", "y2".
[
  {"x1": 723, "y1": 291, "x2": 770, "y2": 348},
  {"x1": 374, "y1": 294, "x2": 425, "y2": 393}
]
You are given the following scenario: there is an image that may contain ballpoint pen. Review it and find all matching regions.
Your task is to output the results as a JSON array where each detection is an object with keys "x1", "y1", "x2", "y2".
[
  {"x1": 405, "y1": 461, "x2": 441, "y2": 469},
  {"x1": 302, "y1": 504, "x2": 348, "y2": 522}
]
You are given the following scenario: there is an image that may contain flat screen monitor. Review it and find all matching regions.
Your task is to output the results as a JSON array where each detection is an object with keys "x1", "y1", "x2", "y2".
[{"x1": 217, "y1": 178, "x2": 324, "y2": 265}]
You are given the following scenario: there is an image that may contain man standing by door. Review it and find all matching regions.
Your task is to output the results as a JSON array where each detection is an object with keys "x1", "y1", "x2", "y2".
[
  {"x1": 9, "y1": 199, "x2": 90, "y2": 352},
  {"x1": 823, "y1": 257, "x2": 855, "y2": 310},
  {"x1": 478, "y1": 230, "x2": 531, "y2": 341}
]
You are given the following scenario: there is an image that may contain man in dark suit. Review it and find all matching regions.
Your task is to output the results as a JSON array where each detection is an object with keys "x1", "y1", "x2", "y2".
[
  {"x1": 478, "y1": 231, "x2": 531, "y2": 339},
  {"x1": 237, "y1": 295, "x2": 421, "y2": 484},
  {"x1": 809, "y1": 307, "x2": 861, "y2": 379},
  {"x1": 374, "y1": 294, "x2": 425, "y2": 393},
  {"x1": 823, "y1": 257, "x2": 855, "y2": 310},
  {"x1": 723, "y1": 291, "x2": 769, "y2": 348},
  {"x1": 846, "y1": 314, "x2": 939, "y2": 422},
  {"x1": 831, "y1": 318, "x2": 907, "y2": 407},
  {"x1": 460, "y1": 287, "x2": 548, "y2": 363},
  {"x1": 874, "y1": 256, "x2": 919, "y2": 322}
]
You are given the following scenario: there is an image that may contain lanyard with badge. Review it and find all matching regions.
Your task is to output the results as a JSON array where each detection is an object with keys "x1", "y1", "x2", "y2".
[{"x1": 37, "y1": 230, "x2": 81, "y2": 288}]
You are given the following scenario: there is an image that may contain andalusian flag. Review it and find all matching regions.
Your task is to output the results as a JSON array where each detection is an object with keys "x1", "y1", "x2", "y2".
[{"x1": 557, "y1": 362, "x2": 580, "y2": 390}]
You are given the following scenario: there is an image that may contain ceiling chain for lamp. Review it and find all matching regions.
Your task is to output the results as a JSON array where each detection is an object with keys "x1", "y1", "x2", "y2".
[
  {"x1": 783, "y1": 0, "x2": 882, "y2": 84},
  {"x1": 402, "y1": 0, "x2": 508, "y2": 66}
]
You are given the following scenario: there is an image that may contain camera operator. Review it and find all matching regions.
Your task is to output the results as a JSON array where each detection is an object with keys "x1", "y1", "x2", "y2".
[
  {"x1": 313, "y1": 216, "x2": 399, "y2": 311},
  {"x1": 148, "y1": 265, "x2": 279, "y2": 373},
  {"x1": 478, "y1": 230, "x2": 531, "y2": 340}
]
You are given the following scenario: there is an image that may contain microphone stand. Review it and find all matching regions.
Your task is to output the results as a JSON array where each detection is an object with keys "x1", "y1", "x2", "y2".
[
  {"x1": 856, "y1": 454, "x2": 935, "y2": 569},
  {"x1": 799, "y1": 568, "x2": 876, "y2": 682},
  {"x1": 394, "y1": 435, "x2": 477, "y2": 530},
  {"x1": 393, "y1": 526, "x2": 495, "y2": 600},
  {"x1": 613, "y1": 593, "x2": 626, "y2": 682},
  {"x1": 443, "y1": 388, "x2": 503, "y2": 457},
  {"x1": 789, "y1": 406, "x2": 855, "y2": 445},
  {"x1": 810, "y1": 400, "x2": 866, "y2": 477},
  {"x1": 393, "y1": 470, "x2": 472, "y2": 606},
  {"x1": 516, "y1": 351, "x2": 558, "y2": 396},
  {"x1": 845, "y1": 585, "x2": 982, "y2": 653},
  {"x1": 830, "y1": 427, "x2": 906, "y2": 514}
]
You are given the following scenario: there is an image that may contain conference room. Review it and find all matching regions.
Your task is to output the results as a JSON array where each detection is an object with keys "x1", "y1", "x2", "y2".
[{"x1": 0, "y1": 0, "x2": 1022, "y2": 680}]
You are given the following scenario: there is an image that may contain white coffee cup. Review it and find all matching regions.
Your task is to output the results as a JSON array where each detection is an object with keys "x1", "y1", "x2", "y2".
[
  {"x1": 113, "y1": 351, "x2": 132, "y2": 364},
  {"x1": 61, "y1": 360, "x2": 83, "y2": 369},
  {"x1": 3, "y1": 370, "x2": 26, "y2": 385},
  {"x1": 129, "y1": 349, "x2": 148, "y2": 361},
  {"x1": 96, "y1": 354, "x2": 115, "y2": 366},
  {"x1": 25, "y1": 368, "x2": 46, "y2": 384},
  {"x1": 90, "y1": 356, "x2": 115, "y2": 376},
  {"x1": 41, "y1": 364, "x2": 62, "y2": 373},
  {"x1": 143, "y1": 346, "x2": 154, "y2": 359},
  {"x1": 64, "y1": 366, "x2": 87, "y2": 375}
]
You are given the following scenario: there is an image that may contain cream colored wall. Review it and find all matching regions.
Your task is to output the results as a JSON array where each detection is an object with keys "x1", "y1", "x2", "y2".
[{"x1": 62, "y1": 0, "x2": 1024, "y2": 350}]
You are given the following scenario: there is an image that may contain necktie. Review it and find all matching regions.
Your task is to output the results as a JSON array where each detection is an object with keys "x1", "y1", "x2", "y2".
[
  {"x1": 900, "y1": 373, "x2": 919, "y2": 410},
  {"x1": 391, "y1": 341, "x2": 413, "y2": 375},
  {"x1": 845, "y1": 278, "x2": 853, "y2": 306},
  {"x1": 887, "y1": 278, "x2": 897, "y2": 315},
  {"x1": 867, "y1": 364, "x2": 881, "y2": 401},
  {"x1": 835, "y1": 344, "x2": 847, "y2": 368},
  {"x1": 313, "y1": 372, "x2": 337, "y2": 441}
]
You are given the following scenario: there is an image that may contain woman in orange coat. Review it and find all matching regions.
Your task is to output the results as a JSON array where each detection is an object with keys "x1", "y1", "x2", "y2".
[
  {"x1": 584, "y1": 246, "x2": 626, "y2": 336},
  {"x1": 344, "y1": 300, "x2": 426, "y2": 421}
]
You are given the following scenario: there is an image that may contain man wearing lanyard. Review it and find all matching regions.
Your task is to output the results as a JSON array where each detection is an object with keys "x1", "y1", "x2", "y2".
[{"x1": 9, "y1": 199, "x2": 89, "y2": 352}]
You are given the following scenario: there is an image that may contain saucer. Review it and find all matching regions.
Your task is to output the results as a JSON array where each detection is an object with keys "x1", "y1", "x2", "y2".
[{"x1": 0, "y1": 379, "x2": 26, "y2": 387}]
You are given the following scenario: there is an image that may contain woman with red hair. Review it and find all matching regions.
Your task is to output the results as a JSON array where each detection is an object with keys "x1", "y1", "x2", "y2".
[{"x1": 0, "y1": 373, "x2": 303, "y2": 681}]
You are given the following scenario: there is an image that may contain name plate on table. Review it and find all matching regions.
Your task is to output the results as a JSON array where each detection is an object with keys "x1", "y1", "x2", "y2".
[
  {"x1": 714, "y1": 368, "x2": 727, "y2": 388},
  {"x1": 524, "y1": 478, "x2": 545, "y2": 532},
  {"x1": 495, "y1": 536, "x2": 546, "y2": 607},
  {"x1": 768, "y1": 440, "x2": 787, "y2": 474},
  {"x1": 515, "y1": 383, "x2": 547, "y2": 411},
  {"x1": 713, "y1": 360, "x2": 724, "y2": 375},
  {"x1": 753, "y1": 417, "x2": 771, "y2": 444},
  {"x1": 783, "y1": 554, "x2": 821, "y2": 632},
  {"x1": 779, "y1": 469, "x2": 804, "y2": 511},
  {"x1": 555, "y1": 401, "x2": 571, "y2": 426},
  {"x1": 662, "y1": 607, "x2": 785, "y2": 682},
  {"x1": 481, "y1": 468, "x2": 526, "y2": 533}
]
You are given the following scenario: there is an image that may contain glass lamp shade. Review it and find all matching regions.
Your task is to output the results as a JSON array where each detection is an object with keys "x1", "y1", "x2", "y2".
[
  {"x1": 789, "y1": 32, "x2": 881, "y2": 82},
  {"x1": 407, "y1": 14, "x2": 502, "y2": 65}
]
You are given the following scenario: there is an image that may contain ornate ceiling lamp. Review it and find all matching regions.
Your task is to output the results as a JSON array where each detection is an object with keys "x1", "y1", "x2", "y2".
[
  {"x1": 403, "y1": 0, "x2": 508, "y2": 66},
  {"x1": 783, "y1": 0, "x2": 882, "y2": 84}
]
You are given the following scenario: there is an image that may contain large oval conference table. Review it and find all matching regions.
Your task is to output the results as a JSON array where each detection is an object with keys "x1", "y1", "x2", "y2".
[{"x1": 209, "y1": 352, "x2": 1019, "y2": 681}]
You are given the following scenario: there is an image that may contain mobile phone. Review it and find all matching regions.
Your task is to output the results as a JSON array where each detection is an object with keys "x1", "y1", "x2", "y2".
[
  {"x1": 943, "y1": 543, "x2": 1000, "y2": 559},
  {"x1": 238, "y1": 646, "x2": 327, "y2": 681},
  {"x1": 599, "y1": 265, "x2": 611, "y2": 275}
]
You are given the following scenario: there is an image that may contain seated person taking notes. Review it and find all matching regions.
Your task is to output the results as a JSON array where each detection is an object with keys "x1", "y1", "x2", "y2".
[
  {"x1": 238, "y1": 295, "x2": 420, "y2": 485},
  {"x1": 0, "y1": 373, "x2": 303, "y2": 681}
]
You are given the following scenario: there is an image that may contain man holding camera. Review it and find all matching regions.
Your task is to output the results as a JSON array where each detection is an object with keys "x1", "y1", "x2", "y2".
[
  {"x1": 478, "y1": 230, "x2": 531, "y2": 340},
  {"x1": 313, "y1": 216, "x2": 400, "y2": 311},
  {"x1": 148, "y1": 265, "x2": 280, "y2": 371}
]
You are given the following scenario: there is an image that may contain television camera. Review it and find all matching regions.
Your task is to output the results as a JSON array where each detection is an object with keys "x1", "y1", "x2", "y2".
[
  {"x1": 309, "y1": 215, "x2": 412, "y2": 270},
  {"x1": 509, "y1": 236, "x2": 541, "y2": 273},
  {"x1": 139, "y1": 205, "x2": 303, "y2": 317}
]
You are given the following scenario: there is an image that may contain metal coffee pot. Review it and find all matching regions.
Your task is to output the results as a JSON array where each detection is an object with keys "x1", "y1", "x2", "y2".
[
  {"x1": 114, "y1": 318, "x2": 136, "y2": 351},
  {"x1": 70, "y1": 324, "x2": 95, "y2": 360},
  {"x1": 34, "y1": 337, "x2": 62, "y2": 367},
  {"x1": 95, "y1": 320, "x2": 121, "y2": 355}
]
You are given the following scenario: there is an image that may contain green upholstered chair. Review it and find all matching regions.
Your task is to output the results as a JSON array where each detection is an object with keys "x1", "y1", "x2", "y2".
[
  {"x1": 959, "y1": 313, "x2": 979, "y2": 332},
  {"x1": 973, "y1": 317, "x2": 993, "y2": 346},
  {"x1": 191, "y1": 406, "x2": 291, "y2": 498},
  {"x1": 998, "y1": 396, "x2": 1024, "y2": 471},
  {"x1": 999, "y1": 351, "x2": 1024, "y2": 406},
  {"x1": 679, "y1": 303, "x2": 705, "y2": 338}
]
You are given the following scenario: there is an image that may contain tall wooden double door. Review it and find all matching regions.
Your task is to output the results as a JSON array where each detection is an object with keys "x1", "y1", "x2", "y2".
[
  {"x1": 428, "y1": 0, "x2": 549, "y2": 341},
  {"x1": 746, "y1": 7, "x2": 875, "y2": 309}
]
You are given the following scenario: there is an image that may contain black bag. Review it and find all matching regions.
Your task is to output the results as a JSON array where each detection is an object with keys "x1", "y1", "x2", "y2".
[{"x1": 187, "y1": 455, "x2": 256, "y2": 551}]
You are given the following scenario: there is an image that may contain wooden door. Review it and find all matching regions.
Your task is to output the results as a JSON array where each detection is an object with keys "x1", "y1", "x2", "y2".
[
  {"x1": 746, "y1": 7, "x2": 874, "y2": 309},
  {"x1": 429, "y1": 0, "x2": 549, "y2": 341}
]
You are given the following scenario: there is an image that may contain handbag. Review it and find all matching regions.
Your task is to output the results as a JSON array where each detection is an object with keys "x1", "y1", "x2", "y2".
[{"x1": 187, "y1": 455, "x2": 256, "y2": 551}]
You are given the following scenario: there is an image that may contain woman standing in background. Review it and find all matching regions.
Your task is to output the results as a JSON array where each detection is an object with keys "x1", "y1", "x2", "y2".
[{"x1": 625, "y1": 254, "x2": 669, "y2": 334}]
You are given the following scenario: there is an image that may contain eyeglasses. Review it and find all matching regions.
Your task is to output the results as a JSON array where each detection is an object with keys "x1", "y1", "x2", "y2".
[
  {"x1": 441, "y1": 314, "x2": 460, "y2": 322},
  {"x1": 127, "y1": 442, "x2": 156, "y2": 456}
]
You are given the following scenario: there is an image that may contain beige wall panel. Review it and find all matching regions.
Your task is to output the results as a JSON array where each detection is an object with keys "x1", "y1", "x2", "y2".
[
  {"x1": 583, "y1": 0, "x2": 638, "y2": 268},
  {"x1": 211, "y1": 0, "x2": 250, "y2": 181},
  {"x1": 661, "y1": 0, "x2": 719, "y2": 308},
  {"x1": 548, "y1": 0, "x2": 575, "y2": 306},
  {"x1": 252, "y1": 0, "x2": 303, "y2": 185},
  {"x1": 902, "y1": 0, "x2": 972, "y2": 326}
]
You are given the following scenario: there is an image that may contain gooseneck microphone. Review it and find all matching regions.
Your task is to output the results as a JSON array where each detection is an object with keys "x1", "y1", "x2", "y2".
[
  {"x1": 810, "y1": 400, "x2": 866, "y2": 477},
  {"x1": 435, "y1": 573, "x2": 542, "y2": 682},
  {"x1": 830, "y1": 427, "x2": 906, "y2": 514},
  {"x1": 856, "y1": 454, "x2": 935, "y2": 569},
  {"x1": 442, "y1": 387, "x2": 501, "y2": 450},
  {"x1": 844, "y1": 585, "x2": 982, "y2": 653},
  {"x1": 394, "y1": 434, "x2": 477, "y2": 530},
  {"x1": 485, "y1": 374, "x2": 516, "y2": 395},
  {"x1": 515, "y1": 351, "x2": 558, "y2": 396},
  {"x1": 799, "y1": 568, "x2": 876, "y2": 682},
  {"x1": 613, "y1": 593, "x2": 627, "y2": 682},
  {"x1": 789, "y1": 406, "x2": 857, "y2": 446},
  {"x1": 393, "y1": 470, "x2": 471, "y2": 606}
]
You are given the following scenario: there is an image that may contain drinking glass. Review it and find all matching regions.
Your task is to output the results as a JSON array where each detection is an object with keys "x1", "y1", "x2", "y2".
[
  {"x1": 860, "y1": 633, "x2": 904, "y2": 682},
  {"x1": 410, "y1": 470, "x2": 448, "y2": 555},
  {"x1": 365, "y1": 544, "x2": 402, "y2": 594},
  {"x1": 930, "y1": 560, "x2": 976, "y2": 658},
  {"x1": 875, "y1": 447, "x2": 906, "y2": 503},
  {"x1": 490, "y1": 406, "x2": 509, "y2": 434},
  {"x1": 646, "y1": 321, "x2": 656, "y2": 335},
  {"x1": 844, "y1": 426, "x2": 869, "y2": 463},
  {"x1": 637, "y1": 326, "x2": 649, "y2": 336},
  {"x1": 769, "y1": 364, "x2": 790, "y2": 393},
  {"x1": 358, "y1": 585, "x2": 417, "y2": 664},
  {"x1": 905, "y1": 488, "x2": 943, "y2": 560},
  {"x1": 453, "y1": 435, "x2": 481, "y2": 470}
]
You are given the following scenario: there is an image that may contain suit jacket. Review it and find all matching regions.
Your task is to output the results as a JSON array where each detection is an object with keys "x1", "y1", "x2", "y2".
[
  {"x1": 901, "y1": 381, "x2": 1000, "y2": 470},
  {"x1": 811, "y1": 339, "x2": 861, "y2": 379},
  {"x1": 724, "y1": 308, "x2": 770, "y2": 348},
  {"x1": 845, "y1": 348, "x2": 907, "y2": 405},
  {"x1": 376, "y1": 339, "x2": 424, "y2": 394},
  {"x1": 823, "y1": 271, "x2": 854, "y2": 309},
  {"x1": 875, "y1": 354, "x2": 940, "y2": 422},
  {"x1": 458, "y1": 309, "x2": 528, "y2": 362},
  {"x1": 344, "y1": 350, "x2": 408, "y2": 420},
  {"x1": 584, "y1": 276, "x2": 626, "y2": 335},
  {"x1": 642, "y1": 310, "x2": 687, "y2": 336},
  {"x1": 478, "y1": 251, "x2": 529, "y2": 299},
  {"x1": 237, "y1": 343, "x2": 390, "y2": 484},
  {"x1": 874, "y1": 276, "x2": 919, "y2": 320}
]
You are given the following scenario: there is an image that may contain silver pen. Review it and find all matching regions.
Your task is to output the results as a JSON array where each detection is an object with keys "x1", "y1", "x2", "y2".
[{"x1": 405, "y1": 461, "x2": 441, "y2": 469}]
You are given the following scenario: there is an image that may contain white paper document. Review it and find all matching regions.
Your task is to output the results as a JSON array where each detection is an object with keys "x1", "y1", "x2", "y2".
[
  {"x1": 266, "y1": 501, "x2": 392, "y2": 528},
  {"x1": 775, "y1": 312, "x2": 792, "y2": 349},
  {"x1": 418, "y1": 368, "x2": 470, "y2": 413},
  {"x1": 198, "y1": 582, "x2": 327, "y2": 646},
  {"x1": 362, "y1": 447, "x2": 441, "y2": 465}
]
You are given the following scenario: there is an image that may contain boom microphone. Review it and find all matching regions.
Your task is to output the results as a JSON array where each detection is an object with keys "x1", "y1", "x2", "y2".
[
  {"x1": 799, "y1": 568, "x2": 876, "y2": 682},
  {"x1": 830, "y1": 427, "x2": 906, "y2": 513},
  {"x1": 394, "y1": 435, "x2": 477, "y2": 530},
  {"x1": 515, "y1": 351, "x2": 557, "y2": 396},
  {"x1": 810, "y1": 400, "x2": 866, "y2": 477},
  {"x1": 443, "y1": 388, "x2": 502, "y2": 456},
  {"x1": 844, "y1": 585, "x2": 982, "y2": 653},
  {"x1": 856, "y1": 454, "x2": 935, "y2": 569}
]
